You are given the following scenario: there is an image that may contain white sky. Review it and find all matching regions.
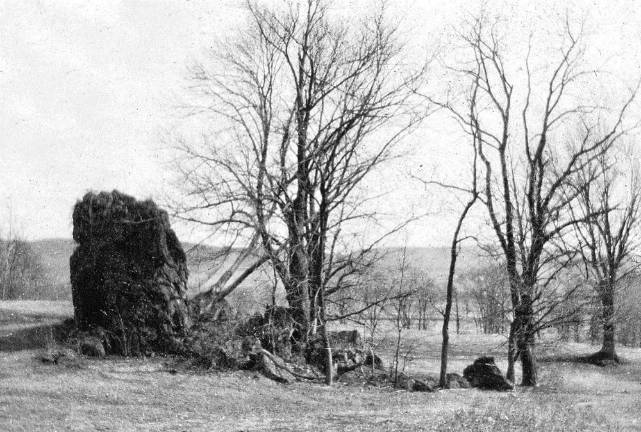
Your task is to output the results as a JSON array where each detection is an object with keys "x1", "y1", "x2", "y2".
[{"x1": 1, "y1": 0, "x2": 640, "y2": 246}]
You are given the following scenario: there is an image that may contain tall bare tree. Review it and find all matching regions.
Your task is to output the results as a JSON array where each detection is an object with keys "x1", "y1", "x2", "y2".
[
  {"x1": 174, "y1": 0, "x2": 426, "y2": 349},
  {"x1": 570, "y1": 149, "x2": 641, "y2": 362},
  {"x1": 434, "y1": 16, "x2": 637, "y2": 385}
]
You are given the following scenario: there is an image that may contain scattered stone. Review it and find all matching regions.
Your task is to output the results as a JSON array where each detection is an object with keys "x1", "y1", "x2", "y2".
[
  {"x1": 395, "y1": 373, "x2": 436, "y2": 392},
  {"x1": 306, "y1": 336, "x2": 383, "y2": 376},
  {"x1": 412, "y1": 378, "x2": 435, "y2": 392},
  {"x1": 70, "y1": 190, "x2": 191, "y2": 355},
  {"x1": 365, "y1": 352, "x2": 385, "y2": 370},
  {"x1": 463, "y1": 356, "x2": 513, "y2": 391},
  {"x1": 38, "y1": 347, "x2": 79, "y2": 365},
  {"x1": 79, "y1": 337, "x2": 106, "y2": 358},
  {"x1": 236, "y1": 307, "x2": 299, "y2": 361},
  {"x1": 446, "y1": 372, "x2": 472, "y2": 389}
]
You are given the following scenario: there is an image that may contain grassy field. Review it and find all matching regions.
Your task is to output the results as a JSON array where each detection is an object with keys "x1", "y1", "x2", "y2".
[{"x1": 1, "y1": 301, "x2": 640, "y2": 431}]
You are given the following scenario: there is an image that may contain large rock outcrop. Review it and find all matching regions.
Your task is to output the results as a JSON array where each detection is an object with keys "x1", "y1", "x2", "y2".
[{"x1": 70, "y1": 190, "x2": 191, "y2": 355}]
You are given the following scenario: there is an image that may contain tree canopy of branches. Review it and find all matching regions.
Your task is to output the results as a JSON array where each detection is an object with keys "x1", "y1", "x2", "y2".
[
  {"x1": 461, "y1": 263, "x2": 511, "y2": 335},
  {"x1": 175, "y1": 0, "x2": 425, "y2": 344},
  {"x1": 437, "y1": 16, "x2": 638, "y2": 385}
]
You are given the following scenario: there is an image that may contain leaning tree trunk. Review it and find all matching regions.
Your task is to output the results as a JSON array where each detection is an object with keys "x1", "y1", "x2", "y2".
[{"x1": 439, "y1": 188, "x2": 477, "y2": 388}]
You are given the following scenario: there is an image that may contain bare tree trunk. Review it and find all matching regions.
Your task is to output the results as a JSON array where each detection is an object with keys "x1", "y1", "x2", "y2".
[
  {"x1": 286, "y1": 242, "x2": 311, "y2": 343},
  {"x1": 455, "y1": 290, "x2": 460, "y2": 335},
  {"x1": 519, "y1": 338, "x2": 537, "y2": 386},
  {"x1": 318, "y1": 284, "x2": 333, "y2": 385},
  {"x1": 516, "y1": 297, "x2": 537, "y2": 386},
  {"x1": 600, "y1": 283, "x2": 617, "y2": 360},
  {"x1": 439, "y1": 187, "x2": 478, "y2": 388},
  {"x1": 506, "y1": 320, "x2": 517, "y2": 383},
  {"x1": 394, "y1": 320, "x2": 402, "y2": 386}
]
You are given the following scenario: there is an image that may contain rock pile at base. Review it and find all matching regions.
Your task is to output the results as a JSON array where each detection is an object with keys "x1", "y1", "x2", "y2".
[
  {"x1": 396, "y1": 373, "x2": 436, "y2": 392},
  {"x1": 70, "y1": 190, "x2": 191, "y2": 355},
  {"x1": 445, "y1": 372, "x2": 472, "y2": 389},
  {"x1": 306, "y1": 330, "x2": 384, "y2": 376},
  {"x1": 463, "y1": 356, "x2": 513, "y2": 390}
]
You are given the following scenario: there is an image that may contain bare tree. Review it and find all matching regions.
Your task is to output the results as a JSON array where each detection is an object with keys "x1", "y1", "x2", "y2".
[
  {"x1": 390, "y1": 246, "x2": 416, "y2": 387},
  {"x1": 435, "y1": 151, "x2": 478, "y2": 388},
  {"x1": 570, "y1": 148, "x2": 641, "y2": 362},
  {"x1": 190, "y1": 236, "x2": 270, "y2": 315},
  {"x1": 433, "y1": 16, "x2": 638, "y2": 385},
  {"x1": 413, "y1": 270, "x2": 435, "y2": 330},
  {"x1": 0, "y1": 211, "x2": 44, "y2": 300},
  {"x1": 174, "y1": 0, "x2": 426, "y2": 386},
  {"x1": 462, "y1": 263, "x2": 511, "y2": 335}
]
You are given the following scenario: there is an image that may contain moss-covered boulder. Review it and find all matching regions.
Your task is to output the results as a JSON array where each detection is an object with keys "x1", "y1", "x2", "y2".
[{"x1": 70, "y1": 190, "x2": 190, "y2": 355}]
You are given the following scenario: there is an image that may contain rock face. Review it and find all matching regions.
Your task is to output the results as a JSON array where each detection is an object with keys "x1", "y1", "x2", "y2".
[
  {"x1": 463, "y1": 356, "x2": 513, "y2": 390},
  {"x1": 70, "y1": 190, "x2": 191, "y2": 355}
]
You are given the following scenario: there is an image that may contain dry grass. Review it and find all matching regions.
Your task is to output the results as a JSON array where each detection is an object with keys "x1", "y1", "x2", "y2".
[{"x1": 1, "y1": 302, "x2": 640, "y2": 431}]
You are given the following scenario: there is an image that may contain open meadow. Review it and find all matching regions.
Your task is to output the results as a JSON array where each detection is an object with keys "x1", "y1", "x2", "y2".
[
  {"x1": 1, "y1": 300, "x2": 640, "y2": 431},
  {"x1": 5, "y1": 0, "x2": 641, "y2": 431}
]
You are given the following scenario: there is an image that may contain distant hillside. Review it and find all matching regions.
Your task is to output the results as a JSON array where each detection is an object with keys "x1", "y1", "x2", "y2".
[
  {"x1": 375, "y1": 246, "x2": 488, "y2": 283},
  {"x1": 27, "y1": 239, "x2": 225, "y2": 300},
  {"x1": 25, "y1": 239, "x2": 491, "y2": 304},
  {"x1": 29, "y1": 238, "x2": 76, "y2": 300}
]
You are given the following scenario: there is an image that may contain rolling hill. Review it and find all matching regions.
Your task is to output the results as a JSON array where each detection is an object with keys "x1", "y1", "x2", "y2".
[{"x1": 24, "y1": 238, "x2": 490, "y2": 306}]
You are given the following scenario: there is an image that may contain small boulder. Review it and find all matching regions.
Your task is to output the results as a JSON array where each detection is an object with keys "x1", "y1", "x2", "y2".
[
  {"x1": 365, "y1": 352, "x2": 385, "y2": 369},
  {"x1": 412, "y1": 378, "x2": 435, "y2": 392},
  {"x1": 396, "y1": 373, "x2": 435, "y2": 392},
  {"x1": 463, "y1": 356, "x2": 513, "y2": 391},
  {"x1": 446, "y1": 372, "x2": 471, "y2": 389},
  {"x1": 80, "y1": 337, "x2": 106, "y2": 358}
]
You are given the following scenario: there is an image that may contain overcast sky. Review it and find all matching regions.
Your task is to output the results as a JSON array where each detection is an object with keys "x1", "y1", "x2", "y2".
[{"x1": 2, "y1": 0, "x2": 640, "y2": 246}]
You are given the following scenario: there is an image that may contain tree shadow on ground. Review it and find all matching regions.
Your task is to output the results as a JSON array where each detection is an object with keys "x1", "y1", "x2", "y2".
[
  {"x1": 539, "y1": 352, "x2": 624, "y2": 367},
  {"x1": 0, "y1": 321, "x2": 70, "y2": 352}
]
